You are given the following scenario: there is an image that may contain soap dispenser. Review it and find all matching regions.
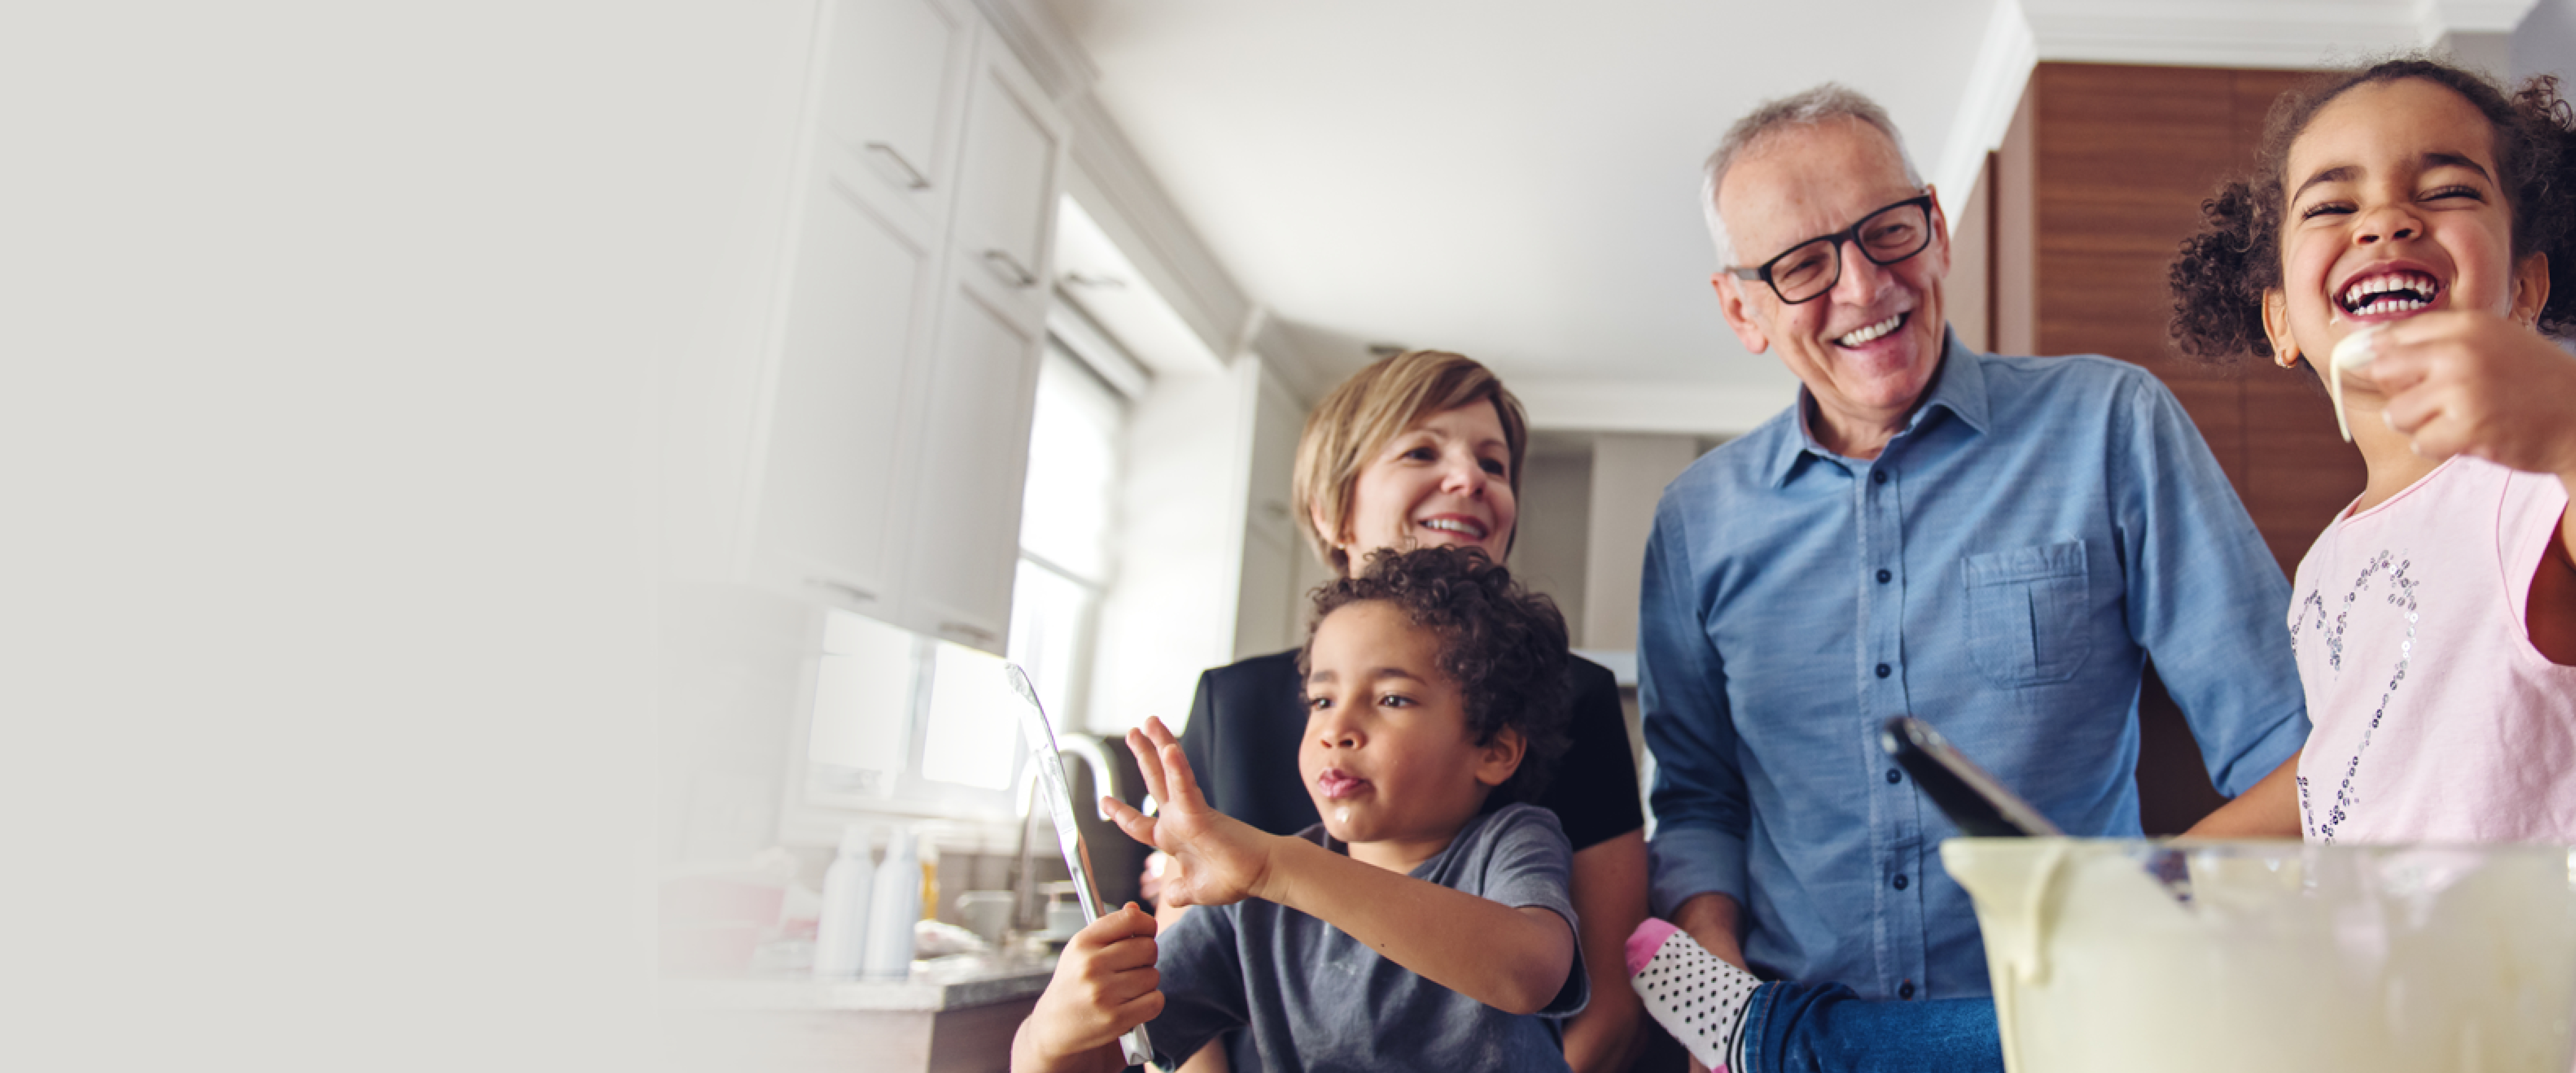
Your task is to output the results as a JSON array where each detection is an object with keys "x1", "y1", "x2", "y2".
[
  {"x1": 862, "y1": 824, "x2": 920, "y2": 979},
  {"x1": 812, "y1": 822, "x2": 876, "y2": 979}
]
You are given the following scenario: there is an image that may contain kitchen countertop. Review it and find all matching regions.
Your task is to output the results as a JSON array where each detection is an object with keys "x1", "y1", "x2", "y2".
[{"x1": 661, "y1": 953, "x2": 1054, "y2": 1013}]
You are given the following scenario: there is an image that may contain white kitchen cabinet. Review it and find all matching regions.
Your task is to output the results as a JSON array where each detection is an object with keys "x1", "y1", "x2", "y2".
[
  {"x1": 900, "y1": 283, "x2": 1044, "y2": 650},
  {"x1": 742, "y1": 0, "x2": 1066, "y2": 653},
  {"x1": 890, "y1": 24, "x2": 1066, "y2": 652},
  {"x1": 813, "y1": 0, "x2": 974, "y2": 243},
  {"x1": 743, "y1": 168, "x2": 939, "y2": 613},
  {"x1": 948, "y1": 46, "x2": 1063, "y2": 328}
]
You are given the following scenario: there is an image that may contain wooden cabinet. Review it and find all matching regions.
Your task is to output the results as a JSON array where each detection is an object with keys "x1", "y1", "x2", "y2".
[
  {"x1": 1996, "y1": 62, "x2": 2369, "y2": 834},
  {"x1": 744, "y1": 0, "x2": 1067, "y2": 653}
]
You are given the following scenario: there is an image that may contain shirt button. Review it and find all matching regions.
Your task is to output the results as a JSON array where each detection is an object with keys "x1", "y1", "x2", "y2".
[
  {"x1": 1875, "y1": 663, "x2": 1892, "y2": 679},
  {"x1": 1886, "y1": 768, "x2": 1902, "y2": 784},
  {"x1": 1872, "y1": 470, "x2": 1889, "y2": 485},
  {"x1": 1893, "y1": 873, "x2": 1909, "y2": 890},
  {"x1": 1876, "y1": 569, "x2": 1892, "y2": 584},
  {"x1": 1899, "y1": 981, "x2": 1917, "y2": 1000}
]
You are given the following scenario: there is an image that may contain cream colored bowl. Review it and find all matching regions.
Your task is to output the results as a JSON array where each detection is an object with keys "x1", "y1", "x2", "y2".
[{"x1": 1944, "y1": 839, "x2": 2576, "y2": 1072}]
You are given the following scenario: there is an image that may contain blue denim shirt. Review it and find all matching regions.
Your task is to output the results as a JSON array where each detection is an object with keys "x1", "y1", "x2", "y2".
[{"x1": 1640, "y1": 332, "x2": 2308, "y2": 1001}]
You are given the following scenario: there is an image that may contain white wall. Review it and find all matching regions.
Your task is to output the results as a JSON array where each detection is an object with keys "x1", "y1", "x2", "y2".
[
  {"x1": 1089, "y1": 358, "x2": 1259, "y2": 734},
  {"x1": 1581, "y1": 434, "x2": 1702, "y2": 650},
  {"x1": 5, "y1": 3, "x2": 830, "y2": 1069},
  {"x1": 1511, "y1": 450, "x2": 1595, "y2": 646},
  {"x1": 2515, "y1": 0, "x2": 2576, "y2": 85}
]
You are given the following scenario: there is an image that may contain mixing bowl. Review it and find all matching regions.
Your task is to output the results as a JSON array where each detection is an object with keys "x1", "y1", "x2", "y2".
[{"x1": 1943, "y1": 839, "x2": 2576, "y2": 1072}]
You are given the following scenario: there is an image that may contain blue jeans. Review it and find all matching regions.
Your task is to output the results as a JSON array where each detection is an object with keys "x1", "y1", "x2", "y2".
[{"x1": 1741, "y1": 984, "x2": 2002, "y2": 1073}]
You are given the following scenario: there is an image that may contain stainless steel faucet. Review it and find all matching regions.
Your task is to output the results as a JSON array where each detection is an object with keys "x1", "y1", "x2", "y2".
[{"x1": 1010, "y1": 733, "x2": 1125, "y2": 933}]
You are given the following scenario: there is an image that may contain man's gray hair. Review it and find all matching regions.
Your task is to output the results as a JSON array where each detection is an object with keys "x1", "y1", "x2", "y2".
[{"x1": 1701, "y1": 83, "x2": 1923, "y2": 266}]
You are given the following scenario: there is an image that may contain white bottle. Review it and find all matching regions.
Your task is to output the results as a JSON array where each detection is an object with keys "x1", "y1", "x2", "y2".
[
  {"x1": 812, "y1": 823, "x2": 876, "y2": 979},
  {"x1": 862, "y1": 825, "x2": 921, "y2": 979}
]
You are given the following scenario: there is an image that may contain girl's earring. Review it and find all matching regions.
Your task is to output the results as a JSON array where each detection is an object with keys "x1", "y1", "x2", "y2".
[{"x1": 2275, "y1": 347, "x2": 2303, "y2": 370}]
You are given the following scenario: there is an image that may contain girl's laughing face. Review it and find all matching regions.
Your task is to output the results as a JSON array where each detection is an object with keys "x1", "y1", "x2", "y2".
[{"x1": 2263, "y1": 78, "x2": 2543, "y2": 364}]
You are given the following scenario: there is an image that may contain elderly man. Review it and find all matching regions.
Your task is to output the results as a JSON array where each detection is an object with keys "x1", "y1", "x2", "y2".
[{"x1": 1640, "y1": 84, "x2": 2307, "y2": 1003}]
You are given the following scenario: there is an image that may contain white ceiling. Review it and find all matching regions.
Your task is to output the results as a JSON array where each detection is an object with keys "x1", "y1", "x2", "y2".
[
  {"x1": 1033, "y1": 0, "x2": 2550, "y2": 424},
  {"x1": 1042, "y1": 0, "x2": 2004, "y2": 399}
]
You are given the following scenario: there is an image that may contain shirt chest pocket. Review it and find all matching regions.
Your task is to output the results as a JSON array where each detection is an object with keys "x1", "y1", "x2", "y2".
[{"x1": 1960, "y1": 540, "x2": 2093, "y2": 687}]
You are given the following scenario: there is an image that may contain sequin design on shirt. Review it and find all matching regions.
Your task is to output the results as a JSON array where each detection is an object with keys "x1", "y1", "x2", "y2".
[{"x1": 2288, "y1": 550, "x2": 2420, "y2": 843}]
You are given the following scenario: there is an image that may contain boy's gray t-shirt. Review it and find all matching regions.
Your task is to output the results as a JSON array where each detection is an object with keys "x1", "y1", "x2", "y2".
[{"x1": 1148, "y1": 803, "x2": 1588, "y2": 1073}]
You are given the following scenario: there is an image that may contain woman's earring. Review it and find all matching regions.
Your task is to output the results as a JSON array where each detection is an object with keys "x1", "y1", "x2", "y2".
[{"x1": 2275, "y1": 347, "x2": 2303, "y2": 370}]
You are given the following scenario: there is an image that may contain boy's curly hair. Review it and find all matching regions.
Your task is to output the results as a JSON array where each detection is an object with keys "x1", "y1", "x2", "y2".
[
  {"x1": 2169, "y1": 56, "x2": 2576, "y2": 363},
  {"x1": 1298, "y1": 547, "x2": 1572, "y2": 806}
]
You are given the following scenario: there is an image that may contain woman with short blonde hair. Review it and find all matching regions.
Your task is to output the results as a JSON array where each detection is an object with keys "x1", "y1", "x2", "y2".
[{"x1": 1292, "y1": 350, "x2": 1530, "y2": 575}]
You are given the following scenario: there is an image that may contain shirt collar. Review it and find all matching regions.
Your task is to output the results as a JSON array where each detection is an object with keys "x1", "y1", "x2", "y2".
[{"x1": 1765, "y1": 326, "x2": 1991, "y2": 488}]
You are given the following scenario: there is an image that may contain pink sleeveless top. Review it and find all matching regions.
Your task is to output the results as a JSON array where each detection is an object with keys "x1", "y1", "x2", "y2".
[{"x1": 2290, "y1": 456, "x2": 2576, "y2": 845}]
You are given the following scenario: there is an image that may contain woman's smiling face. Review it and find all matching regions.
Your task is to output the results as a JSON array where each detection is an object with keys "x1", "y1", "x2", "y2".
[
  {"x1": 2265, "y1": 78, "x2": 2533, "y2": 362},
  {"x1": 1337, "y1": 400, "x2": 1517, "y2": 568}
]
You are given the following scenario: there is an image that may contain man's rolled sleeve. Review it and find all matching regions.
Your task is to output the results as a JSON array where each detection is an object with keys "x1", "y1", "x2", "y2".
[
  {"x1": 2111, "y1": 370, "x2": 2311, "y2": 796},
  {"x1": 1637, "y1": 497, "x2": 1752, "y2": 917}
]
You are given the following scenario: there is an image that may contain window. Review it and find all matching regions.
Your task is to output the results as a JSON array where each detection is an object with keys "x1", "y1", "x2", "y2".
[
  {"x1": 802, "y1": 611, "x2": 1025, "y2": 811},
  {"x1": 795, "y1": 339, "x2": 1136, "y2": 822},
  {"x1": 1006, "y1": 343, "x2": 1128, "y2": 727}
]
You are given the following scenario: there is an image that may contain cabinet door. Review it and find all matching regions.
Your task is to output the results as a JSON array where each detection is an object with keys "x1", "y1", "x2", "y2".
[
  {"x1": 899, "y1": 282, "x2": 1043, "y2": 652},
  {"x1": 813, "y1": 0, "x2": 975, "y2": 239},
  {"x1": 947, "y1": 38, "x2": 1065, "y2": 328},
  {"x1": 745, "y1": 169, "x2": 939, "y2": 615}
]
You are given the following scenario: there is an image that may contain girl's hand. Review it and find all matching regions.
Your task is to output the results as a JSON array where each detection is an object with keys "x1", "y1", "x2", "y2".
[
  {"x1": 1102, "y1": 717, "x2": 1277, "y2": 909},
  {"x1": 2370, "y1": 311, "x2": 2576, "y2": 480},
  {"x1": 1015, "y1": 903, "x2": 1161, "y2": 1071}
]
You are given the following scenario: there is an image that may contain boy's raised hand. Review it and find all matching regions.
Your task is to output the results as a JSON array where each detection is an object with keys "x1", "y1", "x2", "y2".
[
  {"x1": 2370, "y1": 310, "x2": 2576, "y2": 481},
  {"x1": 1102, "y1": 716, "x2": 1276, "y2": 909},
  {"x1": 1013, "y1": 903, "x2": 1161, "y2": 1073}
]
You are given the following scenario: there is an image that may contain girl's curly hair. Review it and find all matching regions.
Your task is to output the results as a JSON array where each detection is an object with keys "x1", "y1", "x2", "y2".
[
  {"x1": 1299, "y1": 547, "x2": 1571, "y2": 806},
  {"x1": 2169, "y1": 57, "x2": 2576, "y2": 362}
]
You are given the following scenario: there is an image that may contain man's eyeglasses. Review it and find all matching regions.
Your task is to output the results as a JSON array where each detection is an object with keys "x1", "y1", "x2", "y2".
[{"x1": 1726, "y1": 194, "x2": 1937, "y2": 304}]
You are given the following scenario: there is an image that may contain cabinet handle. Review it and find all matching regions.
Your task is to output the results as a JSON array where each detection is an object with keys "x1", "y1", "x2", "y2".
[
  {"x1": 804, "y1": 576, "x2": 878, "y2": 603},
  {"x1": 981, "y1": 250, "x2": 1038, "y2": 289},
  {"x1": 940, "y1": 621, "x2": 998, "y2": 644},
  {"x1": 864, "y1": 142, "x2": 931, "y2": 190}
]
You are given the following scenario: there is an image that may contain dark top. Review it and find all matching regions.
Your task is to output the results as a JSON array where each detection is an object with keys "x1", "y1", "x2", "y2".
[
  {"x1": 1148, "y1": 804, "x2": 1587, "y2": 1073},
  {"x1": 1178, "y1": 648, "x2": 1644, "y2": 852}
]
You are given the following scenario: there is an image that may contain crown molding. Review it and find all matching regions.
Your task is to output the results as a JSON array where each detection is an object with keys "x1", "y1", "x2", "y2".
[
  {"x1": 1512, "y1": 379, "x2": 1797, "y2": 437},
  {"x1": 2014, "y1": 0, "x2": 2540, "y2": 68},
  {"x1": 1935, "y1": 0, "x2": 2040, "y2": 226},
  {"x1": 1933, "y1": 0, "x2": 2540, "y2": 221},
  {"x1": 970, "y1": 0, "x2": 1301, "y2": 391},
  {"x1": 969, "y1": 0, "x2": 1097, "y2": 100},
  {"x1": 1058, "y1": 95, "x2": 1257, "y2": 368},
  {"x1": 2421, "y1": 0, "x2": 2540, "y2": 34}
]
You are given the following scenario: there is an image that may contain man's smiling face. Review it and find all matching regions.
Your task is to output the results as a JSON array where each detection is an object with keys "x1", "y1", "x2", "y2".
[{"x1": 1713, "y1": 117, "x2": 1951, "y2": 456}]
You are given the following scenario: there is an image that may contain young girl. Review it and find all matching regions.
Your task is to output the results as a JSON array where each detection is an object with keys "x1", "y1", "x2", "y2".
[{"x1": 2172, "y1": 57, "x2": 2576, "y2": 843}]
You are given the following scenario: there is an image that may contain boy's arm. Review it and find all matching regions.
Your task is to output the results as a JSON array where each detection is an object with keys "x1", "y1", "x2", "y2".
[
  {"x1": 2181, "y1": 754, "x2": 2303, "y2": 839},
  {"x1": 1255, "y1": 838, "x2": 1577, "y2": 1015},
  {"x1": 1011, "y1": 904, "x2": 1162, "y2": 1073},
  {"x1": 1105, "y1": 717, "x2": 1577, "y2": 1016}
]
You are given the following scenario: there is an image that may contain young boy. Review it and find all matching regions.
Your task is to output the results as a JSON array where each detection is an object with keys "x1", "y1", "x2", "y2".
[{"x1": 1010, "y1": 548, "x2": 1589, "y2": 1073}]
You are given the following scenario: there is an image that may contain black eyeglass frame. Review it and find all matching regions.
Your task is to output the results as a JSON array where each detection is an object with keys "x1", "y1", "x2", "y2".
[{"x1": 1725, "y1": 193, "x2": 1939, "y2": 305}]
